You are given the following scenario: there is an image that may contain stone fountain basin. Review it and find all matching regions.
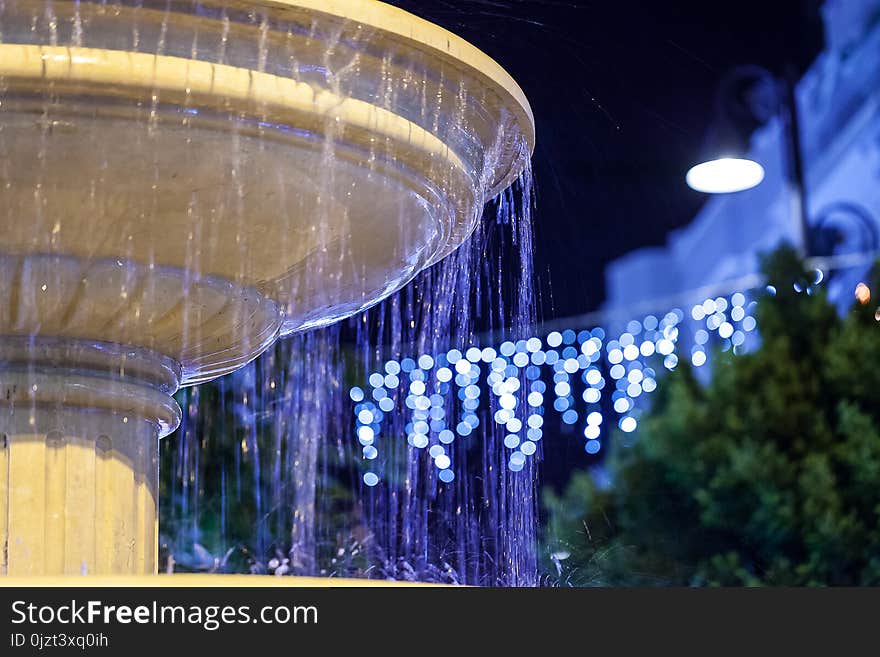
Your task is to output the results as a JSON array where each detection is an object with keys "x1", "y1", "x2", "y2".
[
  {"x1": 0, "y1": 0, "x2": 533, "y2": 384},
  {"x1": 0, "y1": 0, "x2": 533, "y2": 578}
]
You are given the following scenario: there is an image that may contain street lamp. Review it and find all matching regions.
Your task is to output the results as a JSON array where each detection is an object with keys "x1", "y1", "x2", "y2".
[
  {"x1": 687, "y1": 65, "x2": 877, "y2": 262},
  {"x1": 685, "y1": 157, "x2": 765, "y2": 194},
  {"x1": 686, "y1": 65, "x2": 781, "y2": 195}
]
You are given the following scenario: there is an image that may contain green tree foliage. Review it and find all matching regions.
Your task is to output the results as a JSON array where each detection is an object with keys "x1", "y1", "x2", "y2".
[{"x1": 543, "y1": 246, "x2": 880, "y2": 586}]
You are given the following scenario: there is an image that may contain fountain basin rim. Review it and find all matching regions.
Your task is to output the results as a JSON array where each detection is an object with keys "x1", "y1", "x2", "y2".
[
  {"x1": 238, "y1": 0, "x2": 534, "y2": 142},
  {"x1": 0, "y1": 43, "x2": 485, "y2": 267},
  {"x1": 207, "y1": 0, "x2": 535, "y2": 196},
  {"x1": 0, "y1": 44, "x2": 469, "y2": 175},
  {"x1": 0, "y1": 336, "x2": 183, "y2": 437}
]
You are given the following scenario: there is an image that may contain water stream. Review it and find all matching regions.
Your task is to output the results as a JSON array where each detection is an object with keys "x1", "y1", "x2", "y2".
[{"x1": 162, "y1": 171, "x2": 539, "y2": 585}]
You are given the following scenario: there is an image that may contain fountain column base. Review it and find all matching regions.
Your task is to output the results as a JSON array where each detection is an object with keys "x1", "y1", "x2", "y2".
[{"x1": 0, "y1": 339, "x2": 181, "y2": 576}]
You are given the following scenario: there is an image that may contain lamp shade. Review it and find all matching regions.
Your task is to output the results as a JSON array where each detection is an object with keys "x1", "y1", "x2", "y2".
[
  {"x1": 686, "y1": 158, "x2": 765, "y2": 194},
  {"x1": 687, "y1": 67, "x2": 778, "y2": 194}
]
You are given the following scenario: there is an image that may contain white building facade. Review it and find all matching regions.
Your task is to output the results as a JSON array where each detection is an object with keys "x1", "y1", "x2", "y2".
[{"x1": 605, "y1": 0, "x2": 880, "y2": 313}]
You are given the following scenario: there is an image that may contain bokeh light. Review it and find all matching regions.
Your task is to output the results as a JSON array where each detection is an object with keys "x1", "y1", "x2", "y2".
[{"x1": 350, "y1": 286, "x2": 764, "y2": 485}]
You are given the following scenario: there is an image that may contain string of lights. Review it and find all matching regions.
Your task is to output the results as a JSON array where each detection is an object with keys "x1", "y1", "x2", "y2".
[
  {"x1": 350, "y1": 257, "x2": 879, "y2": 488},
  {"x1": 350, "y1": 289, "x2": 768, "y2": 487}
]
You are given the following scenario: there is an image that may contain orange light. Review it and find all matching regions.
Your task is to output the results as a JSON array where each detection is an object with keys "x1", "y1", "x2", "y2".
[{"x1": 855, "y1": 283, "x2": 871, "y2": 305}]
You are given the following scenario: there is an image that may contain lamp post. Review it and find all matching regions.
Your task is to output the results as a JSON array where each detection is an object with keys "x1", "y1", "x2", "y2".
[
  {"x1": 685, "y1": 66, "x2": 777, "y2": 195},
  {"x1": 687, "y1": 64, "x2": 877, "y2": 262}
]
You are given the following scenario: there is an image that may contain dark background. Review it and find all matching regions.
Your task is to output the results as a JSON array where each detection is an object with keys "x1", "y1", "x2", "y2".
[
  {"x1": 385, "y1": 1, "x2": 826, "y2": 485},
  {"x1": 390, "y1": 0, "x2": 824, "y2": 320},
  {"x1": 2, "y1": 588, "x2": 875, "y2": 650}
]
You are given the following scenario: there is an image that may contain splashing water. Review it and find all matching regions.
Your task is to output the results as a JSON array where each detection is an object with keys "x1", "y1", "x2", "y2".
[{"x1": 162, "y1": 169, "x2": 539, "y2": 585}]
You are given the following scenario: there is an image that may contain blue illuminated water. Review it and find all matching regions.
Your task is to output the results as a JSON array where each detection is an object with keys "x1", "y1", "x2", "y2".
[{"x1": 161, "y1": 168, "x2": 540, "y2": 585}]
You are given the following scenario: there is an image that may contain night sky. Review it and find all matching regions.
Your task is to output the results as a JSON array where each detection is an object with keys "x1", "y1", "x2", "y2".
[{"x1": 390, "y1": 0, "x2": 824, "y2": 321}]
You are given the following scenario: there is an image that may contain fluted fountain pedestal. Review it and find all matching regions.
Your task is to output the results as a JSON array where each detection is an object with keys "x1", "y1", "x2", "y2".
[{"x1": 0, "y1": 339, "x2": 181, "y2": 576}]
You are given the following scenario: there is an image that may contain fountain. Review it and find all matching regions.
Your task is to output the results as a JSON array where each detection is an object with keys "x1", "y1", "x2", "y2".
[{"x1": 0, "y1": 0, "x2": 533, "y2": 576}]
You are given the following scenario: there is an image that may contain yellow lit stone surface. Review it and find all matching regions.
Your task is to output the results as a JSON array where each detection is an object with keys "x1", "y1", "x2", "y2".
[
  {"x1": 0, "y1": 574, "x2": 437, "y2": 587},
  {"x1": 1, "y1": 424, "x2": 159, "y2": 577},
  {"x1": 0, "y1": 340, "x2": 176, "y2": 578}
]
